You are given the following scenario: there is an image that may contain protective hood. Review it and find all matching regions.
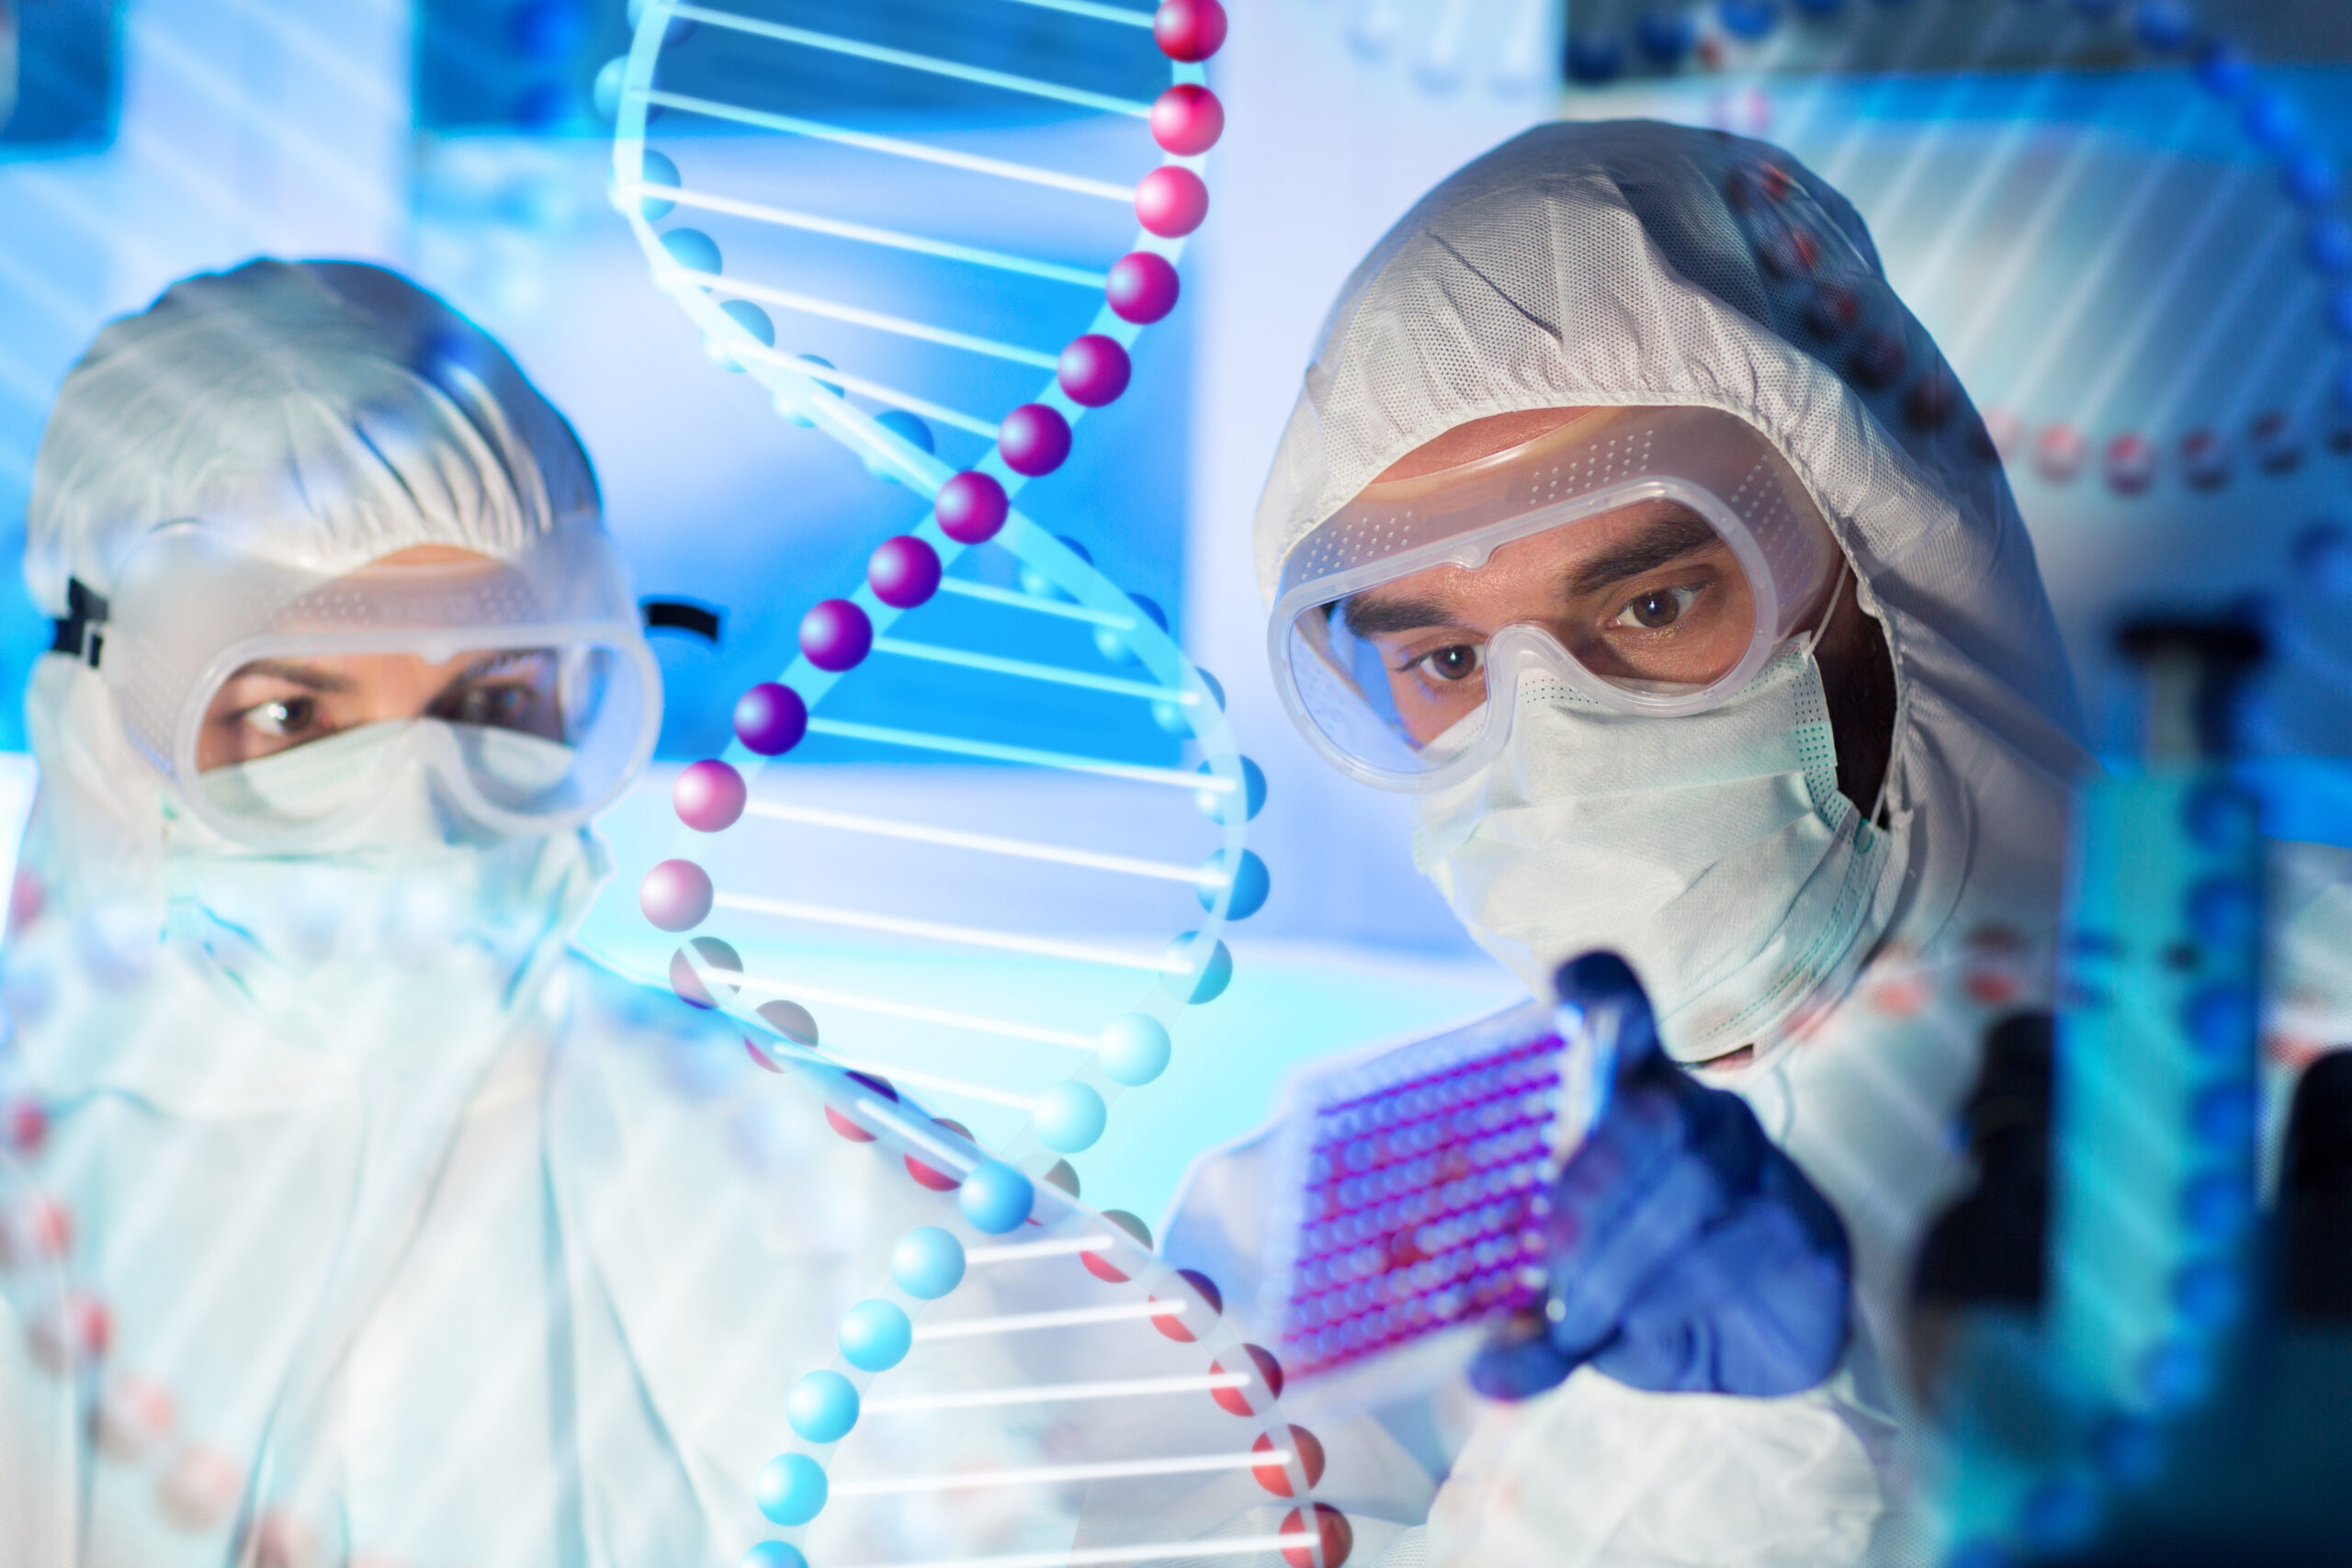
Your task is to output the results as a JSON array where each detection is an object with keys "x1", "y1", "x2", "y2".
[
  {"x1": 20, "y1": 258, "x2": 616, "y2": 927},
  {"x1": 27, "y1": 257, "x2": 598, "y2": 608},
  {"x1": 1254, "y1": 119, "x2": 2089, "y2": 1015}
]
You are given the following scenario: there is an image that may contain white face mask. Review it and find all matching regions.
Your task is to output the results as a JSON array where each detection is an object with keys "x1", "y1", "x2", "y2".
[
  {"x1": 1415, "y1": 646, "x2": 1908, "y2": 1063},
  {"x1": 154, "y1": 721, "x2": 605, "y2": 1059}
]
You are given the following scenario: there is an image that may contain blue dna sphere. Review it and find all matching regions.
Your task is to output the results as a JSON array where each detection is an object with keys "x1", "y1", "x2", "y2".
[
  {"x1": 839, "y1": 1298, "x2": 913, "y2": 1372},
  {"x1": 1195, "y1": 757, "x2": 1266, "y2": 824},
  {"x1": 755, "y1": 1452, "x2": 829, "y2": 1526},
  {"x1": 1035, "y1": 1081, "x2": 1109, "y2": 1154},
  {"x1": 890, "y1": 1226, "x2": 967, "y2": 1299},
  {"x1": 958, "y1": 1160, "x2": 1036, "y2": 1235},
  {"x1": 786, "y1": 1370, "x2": 861, "y2": 1444},
  {"x1": 1098, "y1": 1013, "x2": 1172, "y2": 1088},
  {"x1": 741, "y1": 1542, "x2": 808, "y2": 1568}
]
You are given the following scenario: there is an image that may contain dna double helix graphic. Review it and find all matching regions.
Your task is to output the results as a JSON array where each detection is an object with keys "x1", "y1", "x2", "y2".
[
  {"x1": 605, "y1": 6, "x2": 1359, "y2": 1564},
  {"x1": 609, "y1": 0, "x2": 1260, "y2": 1166},
  {"x1": 743, "y1": 1059, "x2": 1357, "y2": 1568}
]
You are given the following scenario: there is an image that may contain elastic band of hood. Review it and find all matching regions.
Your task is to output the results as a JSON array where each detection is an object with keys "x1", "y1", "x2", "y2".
[{"x1": 25, "y1": 258, "x2": 602, "y2": 617}]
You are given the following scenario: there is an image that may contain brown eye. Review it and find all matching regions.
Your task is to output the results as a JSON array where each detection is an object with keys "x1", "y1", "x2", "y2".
[
  {"x1": 242, "y1": 697, "x2": 315, "y2": 738},
  {"x1": 451, "y1": 683, "x2": 538, "y2": 729},
  {"x1": 1615, "y1": 586, "x2": 1700, "y2": 631},
  {"x1": 436, "y1": 651, "x2": 560, "y2": 735},
  {"x1": 1411, "y1": 644, "x2": 1484, "y2": 683}
]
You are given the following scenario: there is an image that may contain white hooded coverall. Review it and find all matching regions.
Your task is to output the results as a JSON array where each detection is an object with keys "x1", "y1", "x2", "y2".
[{"x1": 1170, "y1": 118, "x2": 2098, "y2": 1568}]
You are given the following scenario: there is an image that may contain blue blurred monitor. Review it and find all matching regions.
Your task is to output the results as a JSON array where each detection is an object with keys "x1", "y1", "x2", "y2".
[{"x1": 0, "y1": 0, "x2": 117, "y2": 153}]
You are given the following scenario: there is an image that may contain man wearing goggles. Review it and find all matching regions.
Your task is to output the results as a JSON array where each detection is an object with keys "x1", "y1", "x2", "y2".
[
  {"x1": 1274, "y1": 400, "x2": 1887, "y2": 802},
  {"x1": 1240, "y1": 122, "x2": 2089, "y2": 1564}
]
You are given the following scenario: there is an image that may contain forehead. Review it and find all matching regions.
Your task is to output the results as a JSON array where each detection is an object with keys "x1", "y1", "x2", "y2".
[
  {"x1": 1373, "y1": 406, "x2": 1596, "y2": 484},
  {"x1": 1345, "y1": 497, "x2": 1719, "y2": 616}
]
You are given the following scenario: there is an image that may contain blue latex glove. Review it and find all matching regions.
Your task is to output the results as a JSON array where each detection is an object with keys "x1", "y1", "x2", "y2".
[{"x1": 1469, "y1": 952, "x2": 1853, "y2": 1402}]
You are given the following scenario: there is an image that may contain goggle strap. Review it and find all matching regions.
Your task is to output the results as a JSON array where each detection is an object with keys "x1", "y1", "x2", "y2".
[
  {"x1": 640, "y1": 596, "x2": 724, "y2": 644},
  {"x1": 49, "y1": 578, "x2": 110, "y2": 668}
]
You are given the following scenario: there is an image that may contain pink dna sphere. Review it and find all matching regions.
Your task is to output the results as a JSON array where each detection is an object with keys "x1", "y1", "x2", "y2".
[
  {"x1": 1000, "y1": 402, "x2": 1073, "y2": 476},
  {"x1": 1980, "y1": 406, "x2": 2026, "y2": 461},
  {"x1": 1210, "y1": 1343, "x2": 1285, "y2": 1416},
  {"x1": 1251, "y1": 1426, "x2": 1327, "y2": 1496},
  {"x1": 2104, "y1": 433, "x2": 2156, "y2": 495},
  {"x1": 1057, "y1": 334, "x2": 1133, "y2": 407},
  {"x1": 801, "y1": 598, "x2": 874, "y2": 671},
  {"x1": 1150, "y1": 84, "x2": 1224, "y2": 155},
  {"x1": 639, "y1": 858, "x2": 714, "y2": 932},
  {"x1": 1150, "y1": 1268, "x2": 1223, "y2": 1344},
  {"x1": 868, "y1": 535, "x2": 944, "y2": 608},
  {"x1": 935, "y1": 469, "x2": 1009, "y2": 543},
  {"x1": 1281, "y1": 1503, "x2": 1353, "y2": 1568},
  {"x1": 906, "y1": 1116, "x2": 971, "y2": 1191},
  {"x1": 4, "y1": 1097, "x2": 48, "y2": 1156},
  {"x1": 1135, "y1": 166, "x2": 1209, "y2": 238},
  {"x1": 673, "y1": 759, "x2": 747, "y2": 832},
  {"x1": 1107, "y1": 252, "x2": 1181, "y2": 324},
  {"x1": 2180, "y1": 426, "x2": 2233, "y2": 491},
  {"x1": 96, "y1": 1372, "x2": 175, "y2": 1462},
  {"x1": 2033, "y1": 423, "x2": 2086, "y2": 484},
  {"x1": 1153, "y1": 0, "x2": 1227, "y2": 62}
]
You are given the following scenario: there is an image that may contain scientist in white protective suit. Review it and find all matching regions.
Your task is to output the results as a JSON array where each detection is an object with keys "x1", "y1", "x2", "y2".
[
  {"x1": 0, "y1": 260, "x2": 1444, "y2": 1568},
  {"x1": 0, "y1": 256, "x2": 881, "y2": 1565},
  {"x1": 1168, "y1": 119, "x2": 2105, "y2": 1566}
]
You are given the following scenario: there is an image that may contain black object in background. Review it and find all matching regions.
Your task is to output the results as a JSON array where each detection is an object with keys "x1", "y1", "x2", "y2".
[
  {"x1": 640, "y1": 596, "x2": 723, "y2": 645},
  {"x1": 2282, "y1": 1050, "x2": 2352, "y2": 1321},
  {"x1": 1913, "y1": 1010, "x2": 2055, "y2": 1311},
  {"x1": 0, "y1": 0, "x2": 116, "y2": 151},
  {"x1": 2114, "y1": 616, "x2": 2267, "y2": 761}
]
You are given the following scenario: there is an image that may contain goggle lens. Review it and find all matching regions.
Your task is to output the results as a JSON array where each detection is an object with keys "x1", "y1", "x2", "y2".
[{"x1": 190, "y1": 639, "x2": 655, "y2": 842}]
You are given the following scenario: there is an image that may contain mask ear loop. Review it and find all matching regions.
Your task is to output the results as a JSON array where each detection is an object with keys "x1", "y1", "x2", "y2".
[
  {"x1": 1804, "y1": 552, "x2": 1852, "y2": 658},
  {"x1": 1803, "y1": 547, "x2": 1900, "y2": 829}
]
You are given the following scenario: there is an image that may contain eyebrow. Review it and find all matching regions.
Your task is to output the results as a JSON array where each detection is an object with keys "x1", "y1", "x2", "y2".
[
  {"x1": 228, "y1": 660, "x2": 355, "y2": 694},
  {"x1": 1340, "y1": 593, "x2": 1463, "y2": 637},
  {"x1": 1564, "y1": 513, "x2": 1724, "y2": 599}
]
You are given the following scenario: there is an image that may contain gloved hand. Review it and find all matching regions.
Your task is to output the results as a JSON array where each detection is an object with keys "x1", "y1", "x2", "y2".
[{"x1": 1469, "y1": 952, "x2": 1853, "y2": 1402}]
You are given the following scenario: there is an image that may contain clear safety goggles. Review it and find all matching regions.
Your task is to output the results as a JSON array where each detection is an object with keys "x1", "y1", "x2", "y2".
[
  {"x1": 82, "y1": 525, "x2": 662, "y2": 848},
  {"x1": 1269, "y1": 405, "x2": 1844, "y2": 792}
]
